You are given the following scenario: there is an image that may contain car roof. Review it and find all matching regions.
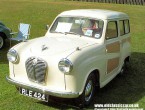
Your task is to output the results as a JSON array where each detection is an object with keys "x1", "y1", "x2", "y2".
[{"x1": 58, "y1": 9, "x2": 129, "y2": 20}]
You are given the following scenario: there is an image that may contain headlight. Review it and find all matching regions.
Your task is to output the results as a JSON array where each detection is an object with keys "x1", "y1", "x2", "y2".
[
  {"x1": 58, "y1": 58, "x2": 73, "y2": 74},
  {"x1": 7, "y1": 49, "x2": 18, "y2": 63}
]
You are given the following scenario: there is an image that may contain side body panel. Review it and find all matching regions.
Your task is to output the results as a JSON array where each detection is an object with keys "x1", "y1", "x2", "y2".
[{"x1": 100, "y1": 19, "x2": 131, "y2": 88}]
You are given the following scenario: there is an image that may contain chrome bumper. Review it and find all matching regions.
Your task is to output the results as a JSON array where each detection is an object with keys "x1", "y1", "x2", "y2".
[{"x1": 6, "y1": 76, "x2": 79, "y2": 98}]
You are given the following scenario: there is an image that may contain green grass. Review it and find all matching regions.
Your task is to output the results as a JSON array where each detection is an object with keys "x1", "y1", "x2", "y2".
[{"x1": 0, "y1": 0, "x2": 145, "y2": 109}]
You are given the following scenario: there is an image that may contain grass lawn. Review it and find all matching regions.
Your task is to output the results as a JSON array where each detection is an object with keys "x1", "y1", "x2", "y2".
[{"x1": 0, "y1": 0, "x2": 145, "y2": 109}]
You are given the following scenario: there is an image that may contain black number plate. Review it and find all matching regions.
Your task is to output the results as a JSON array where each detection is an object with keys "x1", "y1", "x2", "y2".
[{"x1": 19, "y1": 87, "x2": 48, "y2": 102}]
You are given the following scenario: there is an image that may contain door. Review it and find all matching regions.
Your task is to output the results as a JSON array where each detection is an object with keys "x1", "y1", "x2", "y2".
[{"x1": 105, "y1": 21, "x2": 121, "y2": 75}]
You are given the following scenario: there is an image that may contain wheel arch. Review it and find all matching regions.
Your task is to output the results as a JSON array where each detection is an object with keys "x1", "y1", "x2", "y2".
[
  {"x1": 124, "y1": 56, "x2": 130, "y2": 63},
  {"x1": 76, "y1": 69, "x2": 100, "y2": 107},
  {"x1": 89, "y1": 69, "x2": 100, "y2": 88}
]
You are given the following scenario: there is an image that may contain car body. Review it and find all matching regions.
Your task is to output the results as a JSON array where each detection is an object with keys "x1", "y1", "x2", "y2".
[
  {"x1": 0, "y1": 21, "x2": 11, "y2": 49},
  {"x1": 6, "y1": 9, "x2": 131, "y2": 107}
]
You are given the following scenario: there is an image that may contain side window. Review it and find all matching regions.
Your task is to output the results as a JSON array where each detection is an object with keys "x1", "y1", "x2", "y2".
[
  {"x1": 119, "y1": 19, "x2": 130, "y2": 36},
  {"x1": 124, "y1": 20, "x2": 130, "y2": 34},
  {"x1": 119, "y1": 20, "x2": 125, "y2": 36},
  {"x1": 106, "y1": 21, "x2": 118, "y2": 40}
]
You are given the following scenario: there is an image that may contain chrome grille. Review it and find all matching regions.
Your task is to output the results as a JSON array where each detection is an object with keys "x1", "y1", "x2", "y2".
[{"x1": 25, "y1": 57, "x2": 47, "y2": 84}]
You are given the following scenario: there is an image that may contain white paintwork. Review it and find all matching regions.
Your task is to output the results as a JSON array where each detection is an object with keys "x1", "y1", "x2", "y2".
[
  {"x1": 58, "y1": 9, "x2": 129, "y2": 20},
  {"x1": 8, "y1": 9, "x2": 131, "y2": 99}
]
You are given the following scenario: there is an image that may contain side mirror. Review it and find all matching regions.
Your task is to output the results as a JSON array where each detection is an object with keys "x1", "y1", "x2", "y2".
[{"x1": 46, "y1": 25, "x2": 49, "y2": 30}]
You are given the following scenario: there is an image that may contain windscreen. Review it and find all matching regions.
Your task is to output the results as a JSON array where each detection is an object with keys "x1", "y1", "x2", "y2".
[{"x1": 50, "y1": 17, "x2": 104, "y2": 39}]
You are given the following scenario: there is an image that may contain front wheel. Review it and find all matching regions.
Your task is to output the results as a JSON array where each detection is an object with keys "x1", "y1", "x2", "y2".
[
  {"x1": 0, "y1": 35, "x2": 4, "y2": 49},
  {"x1": 76, "y1": 73, "x2": 96, "y2": 108}
]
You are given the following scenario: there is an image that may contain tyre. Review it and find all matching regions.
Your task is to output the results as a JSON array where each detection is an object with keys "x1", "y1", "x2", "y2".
[
  {"x1": 0, "y1": 35, "x2": 4, "y2": 49},
  {"x1": 76, "y1": 73, "x2": 96, "y2": 108},
  {"x1": 120, "y1": 63, "x2": 125, "y2": 75},
  {"x1": 120, "y1": 58, "x2": 130, "y2": 75}
]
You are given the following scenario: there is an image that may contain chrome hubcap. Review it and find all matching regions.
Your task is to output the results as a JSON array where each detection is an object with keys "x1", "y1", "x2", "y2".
[
  {"x1": 85, "y1": 80, "x2": 93, "y2": 102},
  {"x1": 0, "y1": 36, "x2": 3, "y2": 48}
]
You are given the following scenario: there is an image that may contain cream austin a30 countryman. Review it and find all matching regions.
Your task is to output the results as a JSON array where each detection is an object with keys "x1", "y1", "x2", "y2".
[{"x1": 7, "y1": 9, "x2": 131, "y2": 107}]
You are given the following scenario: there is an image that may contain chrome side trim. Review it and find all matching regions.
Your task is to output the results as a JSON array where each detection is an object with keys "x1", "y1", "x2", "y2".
[{"x1": 6, "y1": 76, "x2": 79, "y2": 98}]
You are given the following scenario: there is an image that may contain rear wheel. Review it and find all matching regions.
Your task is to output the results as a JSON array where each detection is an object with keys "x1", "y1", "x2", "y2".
[
  {"x1": 76, "y1": 73, "x2": 96, "y2": 108},
  {"x1": 0, "y1": 35, "x2": 4, "y2": 49},
  {"x1": 120, "y1": 58, "x2": 130, "y2": 75},
  {"x1": 120, "y1": 63, "x2": 125, "y2": 75}
]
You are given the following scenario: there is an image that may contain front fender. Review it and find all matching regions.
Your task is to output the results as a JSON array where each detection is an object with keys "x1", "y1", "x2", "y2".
[{"x1": 64, "y1": 44, "x2": 106, "y2": 94}]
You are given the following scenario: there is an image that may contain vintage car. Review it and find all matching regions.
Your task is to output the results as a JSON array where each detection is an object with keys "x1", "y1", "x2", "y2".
[
  {"x1": 0, "y1": 21, "x2": 11, "y2": 49},
  {"x1": 6, "y1": 9, "x2": 131, "y2": 107}
]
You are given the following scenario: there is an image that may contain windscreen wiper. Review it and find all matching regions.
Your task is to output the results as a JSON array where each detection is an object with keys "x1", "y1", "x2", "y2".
[
  {"x1": 65, "y1": 32, "x2": 81, "y2": 37},
  {"x1": 51, "y1": 31, "x2": 64, "y2": 34}
]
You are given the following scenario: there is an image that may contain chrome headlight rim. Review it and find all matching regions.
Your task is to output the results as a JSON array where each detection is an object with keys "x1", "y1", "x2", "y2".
[
  {"x1": 7, "y1": 49, "x2": 19, "y2": 63},
  {"x1": 58, "y1": 58, "x2": 73, "y2": 74}
]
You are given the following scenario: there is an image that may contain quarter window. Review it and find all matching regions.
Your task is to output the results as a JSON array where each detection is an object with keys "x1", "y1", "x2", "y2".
[
  {"x1": 106, "y1": 21, "x2": 118, "y2": 40},
  {"x1": 124, "y1": 20, "x2": 130, "y2": 34},
  {"x1": 119, "y1": 19, "x2": 130, "y2": 36},
  {"x1": 119, "y1": 20, "x2": 125, "y2": 36}
]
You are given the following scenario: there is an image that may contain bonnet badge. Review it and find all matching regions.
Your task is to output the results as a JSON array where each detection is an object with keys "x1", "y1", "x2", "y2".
[{"x1": 42, "y1": 45, "x2": 48, "y2": 51}]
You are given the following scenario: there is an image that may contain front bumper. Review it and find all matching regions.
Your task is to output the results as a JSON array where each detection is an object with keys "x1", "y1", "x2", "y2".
[{"x1": 6, "y1": 76, "x2": 79, "y2": 98}]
